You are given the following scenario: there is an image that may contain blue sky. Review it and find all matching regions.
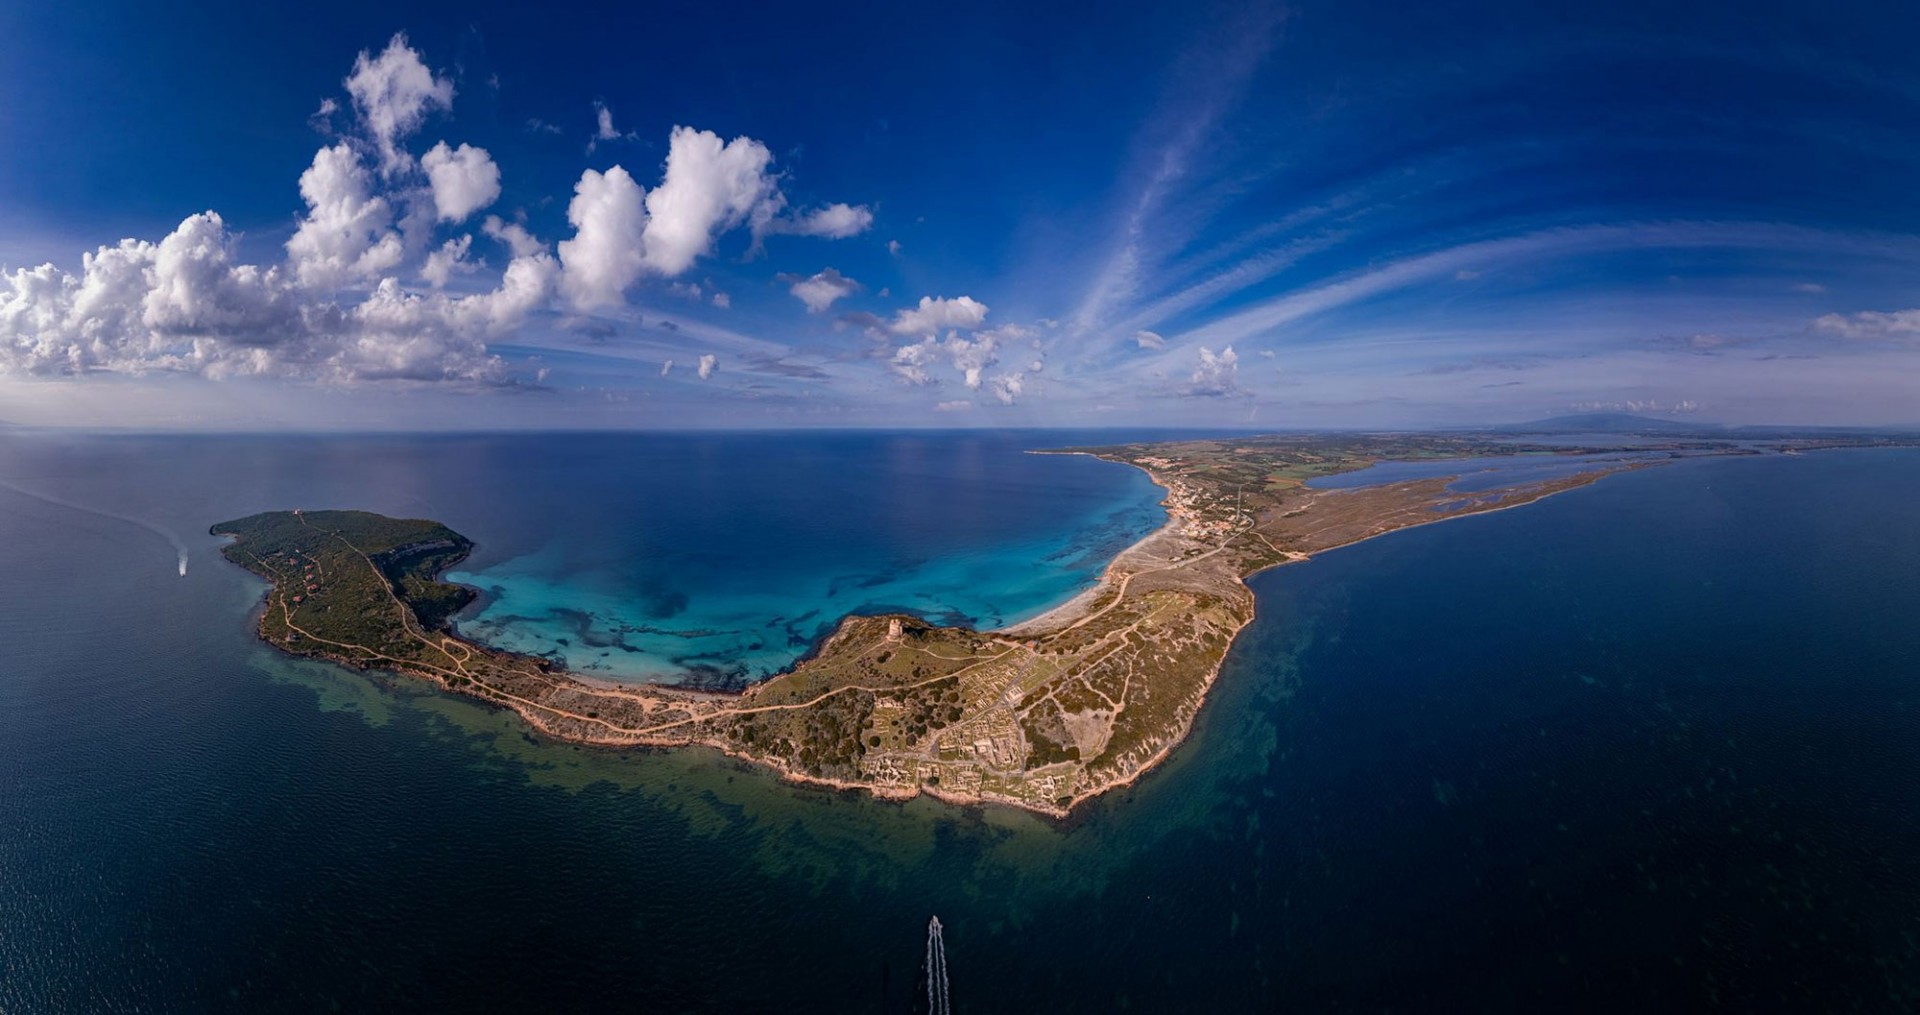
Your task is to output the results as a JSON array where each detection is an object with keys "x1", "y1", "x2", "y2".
[{"x1": 2, "y1": 0, "x2": 1918, "y2": 429}]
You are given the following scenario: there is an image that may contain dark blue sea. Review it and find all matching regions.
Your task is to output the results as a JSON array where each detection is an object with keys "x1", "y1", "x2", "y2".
[{"x1": 1, "y1": 433, "x2": 1916, "y2": 1012}]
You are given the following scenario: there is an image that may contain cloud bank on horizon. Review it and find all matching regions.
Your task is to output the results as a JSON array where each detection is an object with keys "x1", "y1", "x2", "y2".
[{"x1": 1, "y1": 0, "x2": 1917, "y2": 429}]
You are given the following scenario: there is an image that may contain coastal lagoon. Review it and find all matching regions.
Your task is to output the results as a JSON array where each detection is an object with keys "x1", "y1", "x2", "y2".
[{"x1": 2, "y1": 434, "x2": 1916, "y2": 1010}]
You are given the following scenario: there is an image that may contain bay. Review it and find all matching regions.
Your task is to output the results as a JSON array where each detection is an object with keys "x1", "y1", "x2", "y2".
[{"x1": 1, "y1": 436, "x2": 1915, "y2": 1011}]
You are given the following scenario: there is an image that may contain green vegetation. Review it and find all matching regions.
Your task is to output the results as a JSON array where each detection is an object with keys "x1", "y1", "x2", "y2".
[
  {"x1": 213, "y1": 431, "x2": 1902, "y2": 816},
  {"x1": 212, "y1": 510, "x2": 475, "y2": 669}
]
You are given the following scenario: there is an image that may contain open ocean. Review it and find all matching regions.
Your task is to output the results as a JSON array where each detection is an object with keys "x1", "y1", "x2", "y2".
[{"x1": 1, "y1": 433, "x2": 1916, "y2": 1012}]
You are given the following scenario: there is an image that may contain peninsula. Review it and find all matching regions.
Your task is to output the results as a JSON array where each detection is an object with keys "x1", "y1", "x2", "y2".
[{"x1": 211, "y1": 431, "x2": 1898, "y2": 816}]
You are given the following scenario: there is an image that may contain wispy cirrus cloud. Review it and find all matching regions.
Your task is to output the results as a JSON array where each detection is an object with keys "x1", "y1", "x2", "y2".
[
  {"x1": 1065, "y1": 2, "x2": 1288, "y2": 342},
  {"x1": 1148, "y1": 221, "x2": 1920, "y2": 363}
]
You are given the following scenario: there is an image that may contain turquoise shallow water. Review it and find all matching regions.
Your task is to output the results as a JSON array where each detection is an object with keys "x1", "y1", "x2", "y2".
[
  {"x1": 1, "y1": 435, "x2": 1916, "y2": 1011},
  {"x1": 437, "y1": 436, "x2": 1166, "y2": 683}
]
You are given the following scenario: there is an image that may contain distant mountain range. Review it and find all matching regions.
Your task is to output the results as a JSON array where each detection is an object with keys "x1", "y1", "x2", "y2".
[{"x1": 1487, "y1": 413, "x2": 1719, "y2": 434}]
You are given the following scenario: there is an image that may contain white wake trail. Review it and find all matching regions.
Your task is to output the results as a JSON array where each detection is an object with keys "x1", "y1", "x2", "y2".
[
  {"x1": 926, "y1": 916, "x2": 950, "y2": 1015},
  {"x1": 0, "y1": 479, "x2": 191, "y2": 576}
]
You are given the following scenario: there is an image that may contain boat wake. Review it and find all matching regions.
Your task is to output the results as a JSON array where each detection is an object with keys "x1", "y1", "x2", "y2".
[
  {"x1": 925, "y1": 916, "x2": 950, "y2": 1015},
  {"x1": 0, "y1": 479, "x2": 190, "y2": 576}
]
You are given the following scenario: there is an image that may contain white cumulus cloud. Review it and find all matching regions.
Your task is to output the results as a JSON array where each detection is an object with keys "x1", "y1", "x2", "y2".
[
  {"x1": 1813, "y1": 308, "x2": 1920, "y2": 344},
  {"x1": 421, "y1": 235, "x2": 476, "y2": 288},
  {"x1": 588, "y1": 101, "x2": 636, "y2": 154},
  {"x1": 420, "y1": 142, "x2": 501, "y2": 223},
  {"x1": 786, "y1": 268, "x2": 861, "y2": 313},
  {"x1": 889, "y1": 330, "x2": 1003, "y2": 389},
  {"x1": 944, "y1": 333, "x2": 997, "y2": 389},
  {"x1": 642, "y1": 127, "x2": 781, "y2": 276},
  {"x1": 1568, "y1": 399, "x2": 1701, "y2": 415},
  {"x1": 0, "y1": 210, "x2": 546, "y2": 384},
  {"x1": 547, "y1": 126, "x2": 871, "y2": 305},
  {"x1": 142, "y1": 212, "x2": 297, "y2": 341},
  {"x1": 594, "y1": 102, "x2": 622, "y2": 141},
  {"x1": 1188, "y1": 344, "x2": 1241, "y2": 396},
  {"x1": 344, "y1": 33, "x2": 454, "y2": 175},
  {"x1": 773, "y1": 203, "x2": 874, "y2": 239},
  {"x1": 889, "y1": 339, "x2": 938, "y2": 385},
  {"x1": 285, "y1": 143, "x2": 405, "y2": 290},
  {"x1": 557, "y1": 166, "x2": 648, "y2": 310},
  {"x1": 0, "y1": 34, "x2": 891, "y2": 397},
  {"x1": 890, "y1": 295, "x2": 989, "y2": 336},
  {"x1": 482, "y1": 215, "x2": 545, "y2": 259}
]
